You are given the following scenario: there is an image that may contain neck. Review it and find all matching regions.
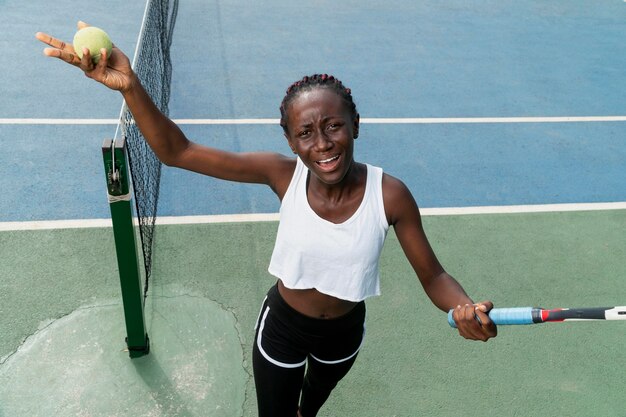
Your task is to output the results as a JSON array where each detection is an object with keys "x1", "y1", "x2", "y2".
[{"x1": 307, "y1": 161, "x2": 362, "y2": 203}]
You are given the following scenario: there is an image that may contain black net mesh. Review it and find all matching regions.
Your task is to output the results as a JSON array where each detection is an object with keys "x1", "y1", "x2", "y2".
[{"x1": 116, "y1": 0, "x2": 179, "y2": 300}]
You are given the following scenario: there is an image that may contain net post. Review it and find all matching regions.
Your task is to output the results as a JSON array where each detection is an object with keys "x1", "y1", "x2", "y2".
[{"x1": 102, "y1": 138, "x2": 150, "y2": 358}]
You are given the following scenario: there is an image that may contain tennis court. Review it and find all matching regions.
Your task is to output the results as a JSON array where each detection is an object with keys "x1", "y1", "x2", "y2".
[{"x1": 1, "y1": 0, "x2": 625, "y2": 416}]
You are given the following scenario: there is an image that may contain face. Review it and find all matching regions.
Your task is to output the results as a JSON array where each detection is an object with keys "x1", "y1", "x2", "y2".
[{"x1": 283, "y1": 88, "x2": 360, "y2": 185}]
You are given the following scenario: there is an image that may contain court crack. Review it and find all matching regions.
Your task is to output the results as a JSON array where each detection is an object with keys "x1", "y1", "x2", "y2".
[
  {"x1": 0, "y1": 302, "x2": 120, "y2": 366},
  {"x1": 149, "y1": 292, "x2": 253, "y2": 416}
]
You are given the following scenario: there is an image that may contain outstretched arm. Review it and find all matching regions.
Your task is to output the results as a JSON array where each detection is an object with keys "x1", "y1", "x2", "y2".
[
  {"x1": 36, "y1": 22, "x2": 294, "y2": 195},
  {"x1": 382, "y1": 174, "x2": 496, "y2": 341}
]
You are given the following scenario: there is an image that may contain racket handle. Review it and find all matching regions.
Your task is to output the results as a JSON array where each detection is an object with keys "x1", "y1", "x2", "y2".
[{"x1": 448, "y1": 307, "x2": 536, "y2": 327}]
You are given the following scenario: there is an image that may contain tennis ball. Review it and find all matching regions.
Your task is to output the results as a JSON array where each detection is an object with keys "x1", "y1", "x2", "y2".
[{"x1": 73, "y1": 26, "x2": 112, "y2": 63}]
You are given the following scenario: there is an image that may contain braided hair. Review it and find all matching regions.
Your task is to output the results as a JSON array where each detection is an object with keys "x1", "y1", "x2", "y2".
[{"x1": 279, "y1": 74, "x2": 358, "y2": 134}]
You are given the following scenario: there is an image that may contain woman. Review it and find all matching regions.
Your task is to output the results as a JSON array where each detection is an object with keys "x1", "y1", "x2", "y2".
[{"x1": 37, "y1": 23, "x2": 496, "y2": 417}]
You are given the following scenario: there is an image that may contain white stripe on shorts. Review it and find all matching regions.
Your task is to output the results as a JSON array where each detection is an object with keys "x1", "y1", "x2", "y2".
[
  {"x1": 309, "y1": 324, "x2": 366, "y2": 365},
  {"x1": 256, "y1": 306, "x2": 307, "y2": 369},
  {"x1": 254, "y1": 296, "x2": 268, "y2": 331}
]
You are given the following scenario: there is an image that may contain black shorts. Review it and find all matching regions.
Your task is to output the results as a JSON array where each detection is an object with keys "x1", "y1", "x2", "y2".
[{"x1": 252, "y1": 283, "x2": 366, "y2": 417}]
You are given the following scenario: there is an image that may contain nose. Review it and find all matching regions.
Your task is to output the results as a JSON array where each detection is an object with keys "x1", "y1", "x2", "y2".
[{"x1": 313, "y1": 130, "x2": 332, "y2": 151}]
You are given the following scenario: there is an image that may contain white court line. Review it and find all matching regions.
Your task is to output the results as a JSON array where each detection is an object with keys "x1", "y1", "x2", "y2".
[
  {"x1": 2, "y1": 116, "x2": 626, "y2": 125},
  {"x1": 360, "y1": 116, "x2": 626, "y2": 124},
  {"x1": 173, "y1": 116, "x2": 626, "y2": 125},
  {"x1": 0, "y1": 119, "x2": 119, "y2": 125},
  {"x1": 2, "y1": 202, "x2": 625, "y2": 231},
  {"x1": 419, "y1": 202, "x2": 626, "y2": 215}
]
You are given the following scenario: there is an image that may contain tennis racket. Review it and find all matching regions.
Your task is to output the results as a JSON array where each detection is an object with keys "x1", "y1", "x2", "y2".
[{"x1": 447, "y1": 306, "x2": 626, "y2": 328}]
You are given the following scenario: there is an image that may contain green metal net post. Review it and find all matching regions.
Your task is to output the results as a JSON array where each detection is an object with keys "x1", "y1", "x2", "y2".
[{"x1": 102, "y1": 138, "x2": 150, "y2": 358}]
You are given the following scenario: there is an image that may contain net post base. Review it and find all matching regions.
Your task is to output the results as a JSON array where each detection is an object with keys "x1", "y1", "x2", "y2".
[{"x1": 126, "y1": 334, "x2": 150, "y2": 358}]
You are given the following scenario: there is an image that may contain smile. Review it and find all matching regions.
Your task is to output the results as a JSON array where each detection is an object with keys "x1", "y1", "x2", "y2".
[{"x1": 316, "y1": 154, "x2": 340, "y2": 164}]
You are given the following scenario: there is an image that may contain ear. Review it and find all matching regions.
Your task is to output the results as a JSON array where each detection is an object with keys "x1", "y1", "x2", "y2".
[
  {"x1": 353, "y1": 113, "x2": 360, "y2": 139},
  {"x1": 284, "y1": 132, "x2": 298, "y2": 154}
]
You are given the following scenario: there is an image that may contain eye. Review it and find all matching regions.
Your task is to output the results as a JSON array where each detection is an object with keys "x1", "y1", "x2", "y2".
[
  {"x1": 298, "y1": 129, "x2": 311, "y2": 138},
  {"x1": 327, "y1": 122, "x2": 342, "y2": 131}
]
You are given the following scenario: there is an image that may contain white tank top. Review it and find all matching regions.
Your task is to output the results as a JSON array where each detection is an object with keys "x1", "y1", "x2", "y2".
[{"x1": 268, "y1": 158, "x2": 389, "y2": 302}]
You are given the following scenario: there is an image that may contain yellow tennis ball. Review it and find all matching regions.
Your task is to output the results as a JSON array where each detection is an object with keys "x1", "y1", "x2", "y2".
[{"x1": 73, "y1": 26, "x2": 112, "y2": 63}]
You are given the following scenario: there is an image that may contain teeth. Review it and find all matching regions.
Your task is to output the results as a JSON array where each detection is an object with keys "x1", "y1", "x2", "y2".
[{"x1": 318, "y1": 155, "x2": 339, "y2": 163}]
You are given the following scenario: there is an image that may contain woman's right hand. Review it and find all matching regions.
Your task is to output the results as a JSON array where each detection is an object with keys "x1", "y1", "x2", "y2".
[{"x1": 36, "y1": 21, "x2": 135, "y2": 92}]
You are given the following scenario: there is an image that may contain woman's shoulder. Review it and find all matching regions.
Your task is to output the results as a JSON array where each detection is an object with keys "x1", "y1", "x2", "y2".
[
  {"x1": 358, "y1": 162, "x2": 413, "y2": 206},
  {"x1": 267, "y1": 154, "x2": 297, "y2": 198},
  {"x1": 380, "y1": 172, "x2": 419, "y2": 225},
  {"x1": 381, "y1": 171, "x2": 410, "y2": 194}
]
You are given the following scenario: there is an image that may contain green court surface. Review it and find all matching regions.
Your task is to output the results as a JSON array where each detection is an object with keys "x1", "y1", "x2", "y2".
[{"x1": 1, "y1": 210, "x2": 625, "y2": 416}]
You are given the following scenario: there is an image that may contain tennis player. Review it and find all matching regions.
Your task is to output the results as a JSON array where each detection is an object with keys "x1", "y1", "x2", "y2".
[{"x1": 37, "y1": 24, "x2": 497, "y2": 417}]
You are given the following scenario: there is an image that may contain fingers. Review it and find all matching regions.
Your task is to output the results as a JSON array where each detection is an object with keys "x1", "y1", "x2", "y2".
[
  {"x1": 43, "y1": 46, "x2": 81, "y2": 66},
  {"x1": 35, "y1": 31, "x2": 67, "y2": 49},
  {"x1": 472, "y1": 300, "x2": 496, "y2": 339},
  {"x1": 36, "y1": 31, "x2": 81, "y2": 66},
  {"x1": 92, "y1": 48, "x2": 110, "y2": 74},
  {"x1": 452, "y1": 304, "x2": 497, "y2": 342},
  {"x1": 475, "y1": 300, "x2": 494, "y2": 313},
  {"x1": 80, "y1": 47, "x2": 96, "y2": 71},
  {"x1": 97, "y1": 48, "x2": 109, "y2": 67},
  {"x1": 78, "y1": 47, "x2": 109, "y2": 82},
  {"x1": 37, "y1": 25, "x2": 133, "y2": 91},
  {"x1": 82, "y1": 47, "x2": 118, "y2": 86}
]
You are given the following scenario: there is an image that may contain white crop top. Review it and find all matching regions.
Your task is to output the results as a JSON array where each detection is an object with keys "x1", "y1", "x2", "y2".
[{"x1": 268, "y1": 158, "x2": 390, "y2": 302}]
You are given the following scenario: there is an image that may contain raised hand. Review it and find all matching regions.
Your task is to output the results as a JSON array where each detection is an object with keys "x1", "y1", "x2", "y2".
[{"x1": 36, "y1": 21, "x2": 135, "y2": 92}]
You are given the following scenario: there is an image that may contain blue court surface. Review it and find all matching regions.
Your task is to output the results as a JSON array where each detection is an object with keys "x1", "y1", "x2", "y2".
[{"x1": 1, "y1": 1, "x2": 625, "y2": 416}]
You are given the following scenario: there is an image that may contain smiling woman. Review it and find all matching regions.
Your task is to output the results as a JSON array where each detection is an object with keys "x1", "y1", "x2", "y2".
[
  {"x1": 284, "y1": 88, "x2": 359, "y2": 187},
  {"x1": 37, "y1": 25, "x2": 496, "y2": 416}
]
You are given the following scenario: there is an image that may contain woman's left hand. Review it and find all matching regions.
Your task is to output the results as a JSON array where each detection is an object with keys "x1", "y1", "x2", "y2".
[{"x1": 451, "y1": 302, "x2": 497, "y2": 341}]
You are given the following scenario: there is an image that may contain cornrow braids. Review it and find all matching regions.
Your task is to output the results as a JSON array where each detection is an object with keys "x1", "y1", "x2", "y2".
[{"x1": 279, "y1": 74, "x2": 358, "y2": 133}]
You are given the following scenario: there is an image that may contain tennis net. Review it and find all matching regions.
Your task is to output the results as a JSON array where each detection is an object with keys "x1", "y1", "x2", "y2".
[{"x1": 114, "y1": 0, "x2": 179, "y2": 300}]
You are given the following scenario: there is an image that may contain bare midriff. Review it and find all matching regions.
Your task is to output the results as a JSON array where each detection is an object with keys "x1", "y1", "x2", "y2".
[{"x1": 277, "y1": 279, "x2": 358, "y2": 319}]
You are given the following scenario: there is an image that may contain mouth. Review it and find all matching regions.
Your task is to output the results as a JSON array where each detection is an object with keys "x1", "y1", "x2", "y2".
[{"x1": 315, "y1": 154, "x2": 341, "y2": 171}]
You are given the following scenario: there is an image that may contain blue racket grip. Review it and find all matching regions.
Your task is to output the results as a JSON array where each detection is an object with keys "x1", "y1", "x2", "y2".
[{"x1": 448, "y1": 307, "x2": 535, "y2": 327}]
